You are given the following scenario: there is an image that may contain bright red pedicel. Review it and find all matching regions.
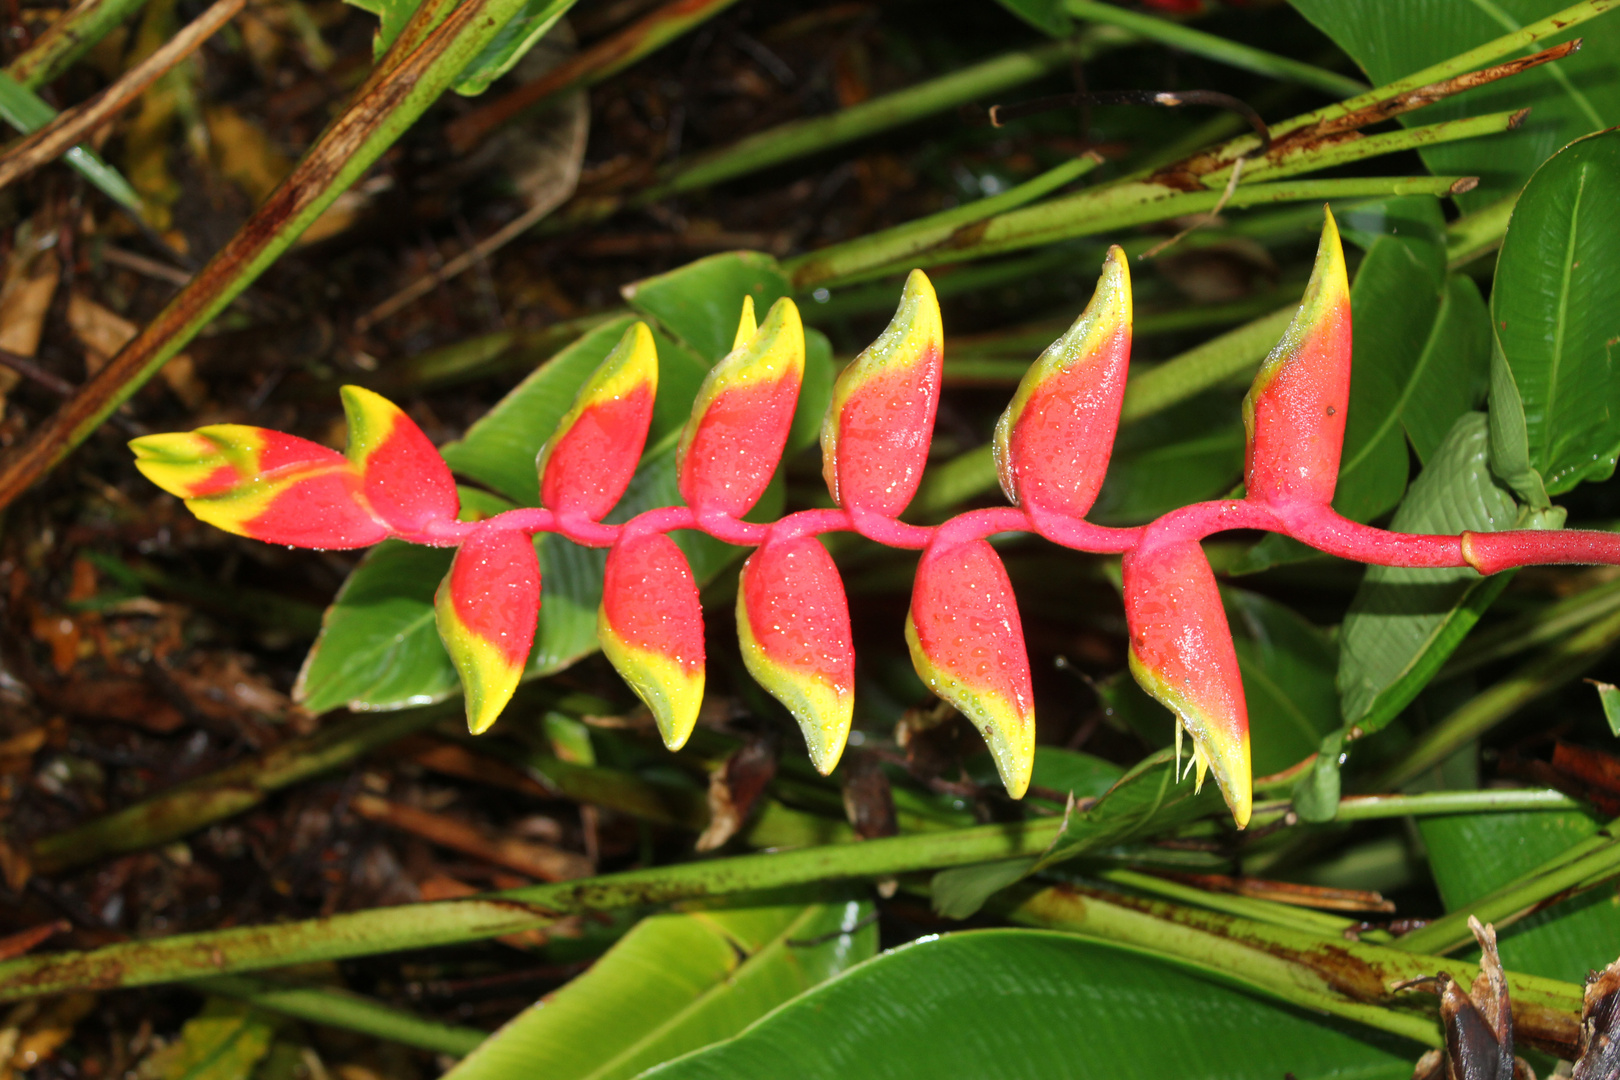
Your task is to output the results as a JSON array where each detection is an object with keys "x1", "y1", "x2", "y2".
[
  {"x1": 542, "y1": 386, "x2": 655, "y2": 519},
  {"x1": 1243, "y1": 210, "x2": 1352, "y2": 507},
  {"x1": 906, "y1": 538, "x2": 1035, "y2": 796},
  {"x1": 1123, "y1": 537, "x2": 1251, "y2": 827}
]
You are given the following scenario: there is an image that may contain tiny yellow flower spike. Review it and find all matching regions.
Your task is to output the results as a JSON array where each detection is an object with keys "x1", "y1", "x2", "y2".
[
  {"x1": 737, "y1": 535, "x2": 855, "y2": 774},
  {"x1": 1123, "y1": 537, "x2": 1252, "y2": 828},
  {"x1": 130, "y1": 425, "x2": 387, "y2": 549},
  {"x1": 434, "y1": 527, "x2": 541, "y2": 734},
  {"x1": 906, "y1": 538, "x2": 1035, "y2": 798},
  {"x1": 538, "y1": 321, "x2": 660, "y2": 520},
  {"x1": 1242, "y1": 208, "x2": 1352, "y2": 508},
  {"x1": 994, "y1": 246, "x2": 1132, "y2": 520},
  {"x1": 678, "y1": 296, "x2": 806, "y2": 519},
  {"x1": 821, "y1": 269, "x2": 944, "y2": 517},
  {"x1": 598, "y1": 532, "x2": 705, "y2": 749}
]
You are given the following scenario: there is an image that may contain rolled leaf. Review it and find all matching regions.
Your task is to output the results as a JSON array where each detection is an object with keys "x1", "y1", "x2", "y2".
[
  {"x1": 994, "y1": 246, "x2": 1132, "y2": 519},
  {"x1": 905, "y1": 538, "x2": 1035, "y2": 797},
  {"x1": 678, "y1": 297, "x2": 806, "y2": 518},
  {"x1": 434, "y1": 527, "x2": 541, "y2": 734},
  {"x1": 1241, "y1": 209, "x2": 1352, "y2": 507},
  {"x1": 737, "y1": 535, "x2": 855, "y2": 774},
  {"x1": 1122, "y1": 538, "x2": 1252, "y2": 827},
  {"x1": 130, "y1": 426, "x2": 387, "y2": 549},
  {"x1": 599, "y1": 532, "x2": 705, "y2": 749},
  {"x1": 821, "y1": 269, "x2": 944, "y2": 517},
  {"x1": 340, "y1": 385, "x2": 459, "y2": 533},
  {"x1": 538, "y1": 321, "x2": 659, "y2": 519}
]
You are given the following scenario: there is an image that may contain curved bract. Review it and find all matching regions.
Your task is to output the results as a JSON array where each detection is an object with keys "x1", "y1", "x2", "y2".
[{"x1": 130, "y1": 216, "x2": 1620, "y2": 827}]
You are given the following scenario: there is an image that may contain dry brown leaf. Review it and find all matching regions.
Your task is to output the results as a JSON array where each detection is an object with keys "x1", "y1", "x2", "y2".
[
  {"x1": 0, "y1": 993, "x2": 96, "y2": 1080},
  {"x1": 205, "y1": 104, "x2": 292, "y2": 207},
  {"x1": 0, "y1": 221, "x2": 61, "y2": 415},
  {"x1": 67, "y1": 292, "x2": 204, "y2": 406}
]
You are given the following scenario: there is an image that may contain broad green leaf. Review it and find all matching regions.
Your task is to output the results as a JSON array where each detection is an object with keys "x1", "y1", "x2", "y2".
[
  {"x1": 1035, "y1": 747, "x2": 1226, "y2": 870},
  {"x1": 1227, "y1": 589, "x2": 1341, "y2": 775},
  {"x1": 1402, "y1": 275, "x2": 1493, "y2": 464},
  {"x1": 1488, "y1": 334, "x2": 1552, "y2": 507},
  {"x1": 1420, "y1": 810, "x2": 1620, "y2": 984},
  {"x1": 790, "y1": 328, "x2": 835, "y2": 456},
  {"x1": 1490, "y1": 128, "x2": 1620, "y2": 494},
  {"x1": 446, "y1": 899, "x2": 876, "y2": 1080},
  {"x1": 0, "y1": 70, "x2": 145, "y2": 212},
  {"x1": 453, "y1": 0, "x2": 571, "y2": 95},
  {"x1": 624, "y1": 251, "x2": 792, "y2": 365},
  {"x1": 1337, "y1": 412, "x2": 1518, "y2": 732},
  {"x1": 139, "y1": 999, "x2": 276, "y2": 1080},
  {"x1": 1333, "y1": 199, "x2": 1448, "y2": 522},
  {"x1": 638, "y1": 931, "x2": 1417, "y2": 1080},
  {"x1": 1289, "y1": 0, "x2": 1620, "y2": 210}
]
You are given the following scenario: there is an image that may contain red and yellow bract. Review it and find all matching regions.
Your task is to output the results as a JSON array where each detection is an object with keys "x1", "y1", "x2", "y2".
[
  {"x1": 538, "y1": 322, "x2": 659, "y2": 521},
  {"x1": 599, "y1": 532, "x2": 706, "y2": 750},
  {"x1": 435, "y1": 527, "x2": 541, "y2": 734}
]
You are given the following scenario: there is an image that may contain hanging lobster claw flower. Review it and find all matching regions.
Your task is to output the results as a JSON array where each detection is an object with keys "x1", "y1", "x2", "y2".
[
  {"x1": 737, "y1": 535, "x2": 855, "y2": 774},
  {"x1": 821, "y1": 270, "x2": 944, "y2": 517},
  {"x1": 678, "y1": 297, "x2": 806, "y2": 518},
  {"x1": 994, "y1": 246, "x2": 1132, "y2": 521},
  {"x1": 1242, "y1": 209, "x2": 1352, "y2": 507},
  {"x1": 599, "y1": 532, "x2": 705, "y2": 749},
  {"x1": 130, "y1": 426, "x2": 387, "y2": 549},
  {"x1": 1123, "y1": 538, "x2": 1252, "y2": 827},
  {"x1": 905, "y1": 538, "x2": 1035, "y2": 797},
  {"x1": 538, "y1": 322, "x2": 659, "y2": 519},
  {"x1": 340, "y1": 386, "x2": 459, "y2": 534},
  {"x1": 435, "y1": 527, "x2": 541, "y2": 734}
]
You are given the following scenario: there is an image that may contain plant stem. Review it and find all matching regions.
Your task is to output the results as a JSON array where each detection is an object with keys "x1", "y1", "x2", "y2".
[
  {"x1": 196, "y1": 975, "x2": 486, "y2": 1056},
  {"x1": 0, "y1": 818, "x2": 1065, "y2": 1001},
  {"x1": 5, "y1": 0, "x2": 154, "y2": 88},
  {"x1": 1332, "y1": 788, "x2": 1584, "y2": 820},
  {"x1": 1061, "y1": 0, "x2": 1367, "y2": 99},
  {"x1": 1121, "y1": 305, "x2": 1296, "y2": 422},
  {"x1": 1373, "y1": 608, "x2": 1620, "y2": 790},
  {"x1": 0, "y1": 71, "x2": 144, "y2": 211},
  {"x1": 1442, "y1": 575, "x2": 1620, "y2": 678},
  {"x1": 1091, "y1": 868, "x2": 1357, "y2": 936}
]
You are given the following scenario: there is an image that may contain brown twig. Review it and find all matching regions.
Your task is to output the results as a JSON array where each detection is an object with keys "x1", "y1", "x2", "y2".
[
  {"x1": 349, "y1": 793, "x2": 592, "y2": 882},
  {"x1": 0, "y1": 0, "x2": 246, "y2": 193}
]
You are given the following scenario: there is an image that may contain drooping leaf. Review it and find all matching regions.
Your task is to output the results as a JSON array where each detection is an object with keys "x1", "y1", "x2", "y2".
[
  {"x1": 906, "y1": 538, "x2": 1035, "y2": 798},
  {"x1": 639, "y1": 931, "x2": 1417, "y2": 1080},
  {"x1": 1420, "y1": 809, "x2": 1620, "y2": 985},
  {"x1": 737, "y1": 535, "x2": 855, "y2": 775},
  {"x1": 1289, "y1": 0, "x2": 1620, "y2": 210},
  {"x1": 1490, "y1": 128, "x2": 1620, "y2": 495},
  {"x1": 446, "y1": 899, "x2": 876, "y2": 1080},
  {"x1": 599, "y1": 532, "x2": 706, "y2": 750},
  {"x1": 435, "y1": 527, "x2": 541, "y2": 733}
]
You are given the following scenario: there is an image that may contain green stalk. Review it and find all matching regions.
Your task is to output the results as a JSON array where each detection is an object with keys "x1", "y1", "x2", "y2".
[
  {"x1": 1442, "y1": 575, "x2": 1620, "y2": 678},
  {"x1": 0, "y1": 819, "x2": 1066, "y2": 1001},
  {"x1": 1091, "y1": 868, "x2": 1357, "y2": 937},
  {"x1": 1120, "y1": 305, "x2": 1295, "y2": 422},
  {"x1": 1232, "y1": 110, "x2": 1526, "y2": 187},
  {"x1": 1374, "y1": 608, "x2": 1620, "y2": 790},
  {"x1": 646, "y1": 35, "x2": 1122, "y2": 199},
  {"x1": 1329, "y1": 789, "x2": 1583, "y2": 820},
  {"x1": 0, "y1": 70, "x2": 143, "y2": 210},
  {"x1": 196, "y1": 975, "x2": 485, "y2": 1056},
  {"x1": 1061, "y1": 0, "x2": 1367, "y2": 98},
  {"x1": 1003, "y1": 882, "x2": 1587, "y2": 1056},
  {"x1": 6, "y1": 0, "x2": 154, "y2": 88}
]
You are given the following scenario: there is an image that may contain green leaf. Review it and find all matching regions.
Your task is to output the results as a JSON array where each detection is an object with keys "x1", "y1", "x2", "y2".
[
  {"x1": 1035, "y1": 748, "x2": 1226, "y2": 871},
  {"x1": 0, "y1": 70, "x2": 145, "y2": 213},
  {"x1": 445, "y1": 899, "x2": 876, "y2": 1080},
  {"x1": 637, "y1": 930, "x2": 1417, "y2": 1080},
  {"x1": 931, "y1": 858, "x2": 1038, "y2": 920},
  {"x1": 623, "y1": 251, "x2": 792, "y2": 364},
  {"x1": 1593, "y1": 679, "x2": 1620, "y2": 737},
  {"x1": 1333, "y1": 199, "x2": 1449, "y2": 522},
  {"x1": 1488, "y1": 333, "x2": 1552, "y2": 507},
  {"x1": 1402, "y1": 275, "x2": 1493, "y2": 464},
  {"x1": 1419, "y1": 809, "x2": 1620, "y2": 984},
  {"x1": 1337, "y1": 412, "x2": 1519, "y2": 733},
  {"x1": 1227, "y1": 589, "x2": 1341, "y2": 776},
  {"x1": 1490, "y1": 128, "x2": 1620, "y2": 494},
  {"x1": 452, "y1": 0, "x2": 571, "y2": 95},
  {"x1": 989, "y1": 0, "x2": 1069, "y2": 37},
  {"x1": 140, "y1": 998, "x2": 276, "y2": 1080},
  {"x1": 1089, "y1": 394, "x2": 1245, "y2": 527},
  {"x1": 1288, "y1": 0, "x2": 1620, "y2": 210}
]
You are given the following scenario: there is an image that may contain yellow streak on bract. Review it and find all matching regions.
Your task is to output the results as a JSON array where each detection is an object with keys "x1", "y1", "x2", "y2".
[
  {"x1": 993, "y1": 245, "x2": 1131, "y2": 505},
  {"x1": 1127, "y1": 647, "x2": 1252, "y2": 828},
  {"x1": 1241, "y1": 207, "x2": 1348, "y2": 449},
  {"x1": 678, "y1": 297, "x2": 805, "y2": 479},
  {"x1": 732, "y1": 294, "x2": 757, "y2": 351},
  {"x1": 904, "y1": 611, "x2": 1033, "y2": 799},
  {"x1": 434, "y1": 573, "x2": 524, "y2": 735},
  {"x1": 597, "y1": 612, "x2": 704, "y2": 750},
  {"x1": 735, "y1": 589, "x2": 851, "y2": 775},
  {"x1": 339, "y1": 385, "x2": 408, "y2": 470},
  {"x1": 820, "y1": 269, "x2": 942, "y2": 505},
  {"x1": 537, "y1": 321, "x2": 659, "y2": 481},
  {"x1": 130, "y1": 426, "x2": 264, "y2": 498},
  {"x1": 181, "y1": 463, "x2": 347, "y2": 539}
]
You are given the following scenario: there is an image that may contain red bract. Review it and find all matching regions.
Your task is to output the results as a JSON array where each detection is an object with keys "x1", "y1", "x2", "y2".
[
  {"x1": 822, "y1": 269, "x2": 944, "y2": 518},
  {"x1": 906, "y1": 538, "x2": 1035, "y2": 798},
  {"x1": 539, "y1": 322, "x2": 659, "y2": 520},
  {"x1": 679, "y1": 297, "x2": 805, "y2": 519},
  {"x1": 435, "y1": 527, "x2": 541, "y2": 733},
  {"x1": 1123, "y1": 537, "x2": 1251, "y2": 827},
  {"x1": 737, "y1": 535, "x2": 855, "y2": 774},
  {"x1": 994, "y1": 246, "x2": 1132, "y2": 524},
  {"x1": 341, "y1": 386, "x2": 459, "y2": 534},
  {"x1": 1242, "y1": 209, "x2": 1352, "y2": 507},
  {"x1": 598, "y1": 532, "x2": 706, "y2": 750}
]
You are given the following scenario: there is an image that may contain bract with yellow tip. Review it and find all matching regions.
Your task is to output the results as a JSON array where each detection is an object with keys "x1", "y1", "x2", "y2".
[
  {"x1": 599, "y1": 532, "x2": 705, "y2": 749},
  {"x1": 435, "y1": 527, "x2": 541, "y2": 734},
  {"x1": 538, "y1": 322, "x2": 659, "y2": 520}
]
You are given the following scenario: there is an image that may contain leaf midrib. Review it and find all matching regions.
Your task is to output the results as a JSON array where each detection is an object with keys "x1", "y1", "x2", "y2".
[{"x1": 1540, "y1": 162, "x2": 1591, "y2": 468}]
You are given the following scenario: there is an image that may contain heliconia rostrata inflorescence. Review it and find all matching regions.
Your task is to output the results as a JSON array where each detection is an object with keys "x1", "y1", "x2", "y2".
[{"x1": 131, "y1": 209, "x2": 1620, "y2": 829}]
